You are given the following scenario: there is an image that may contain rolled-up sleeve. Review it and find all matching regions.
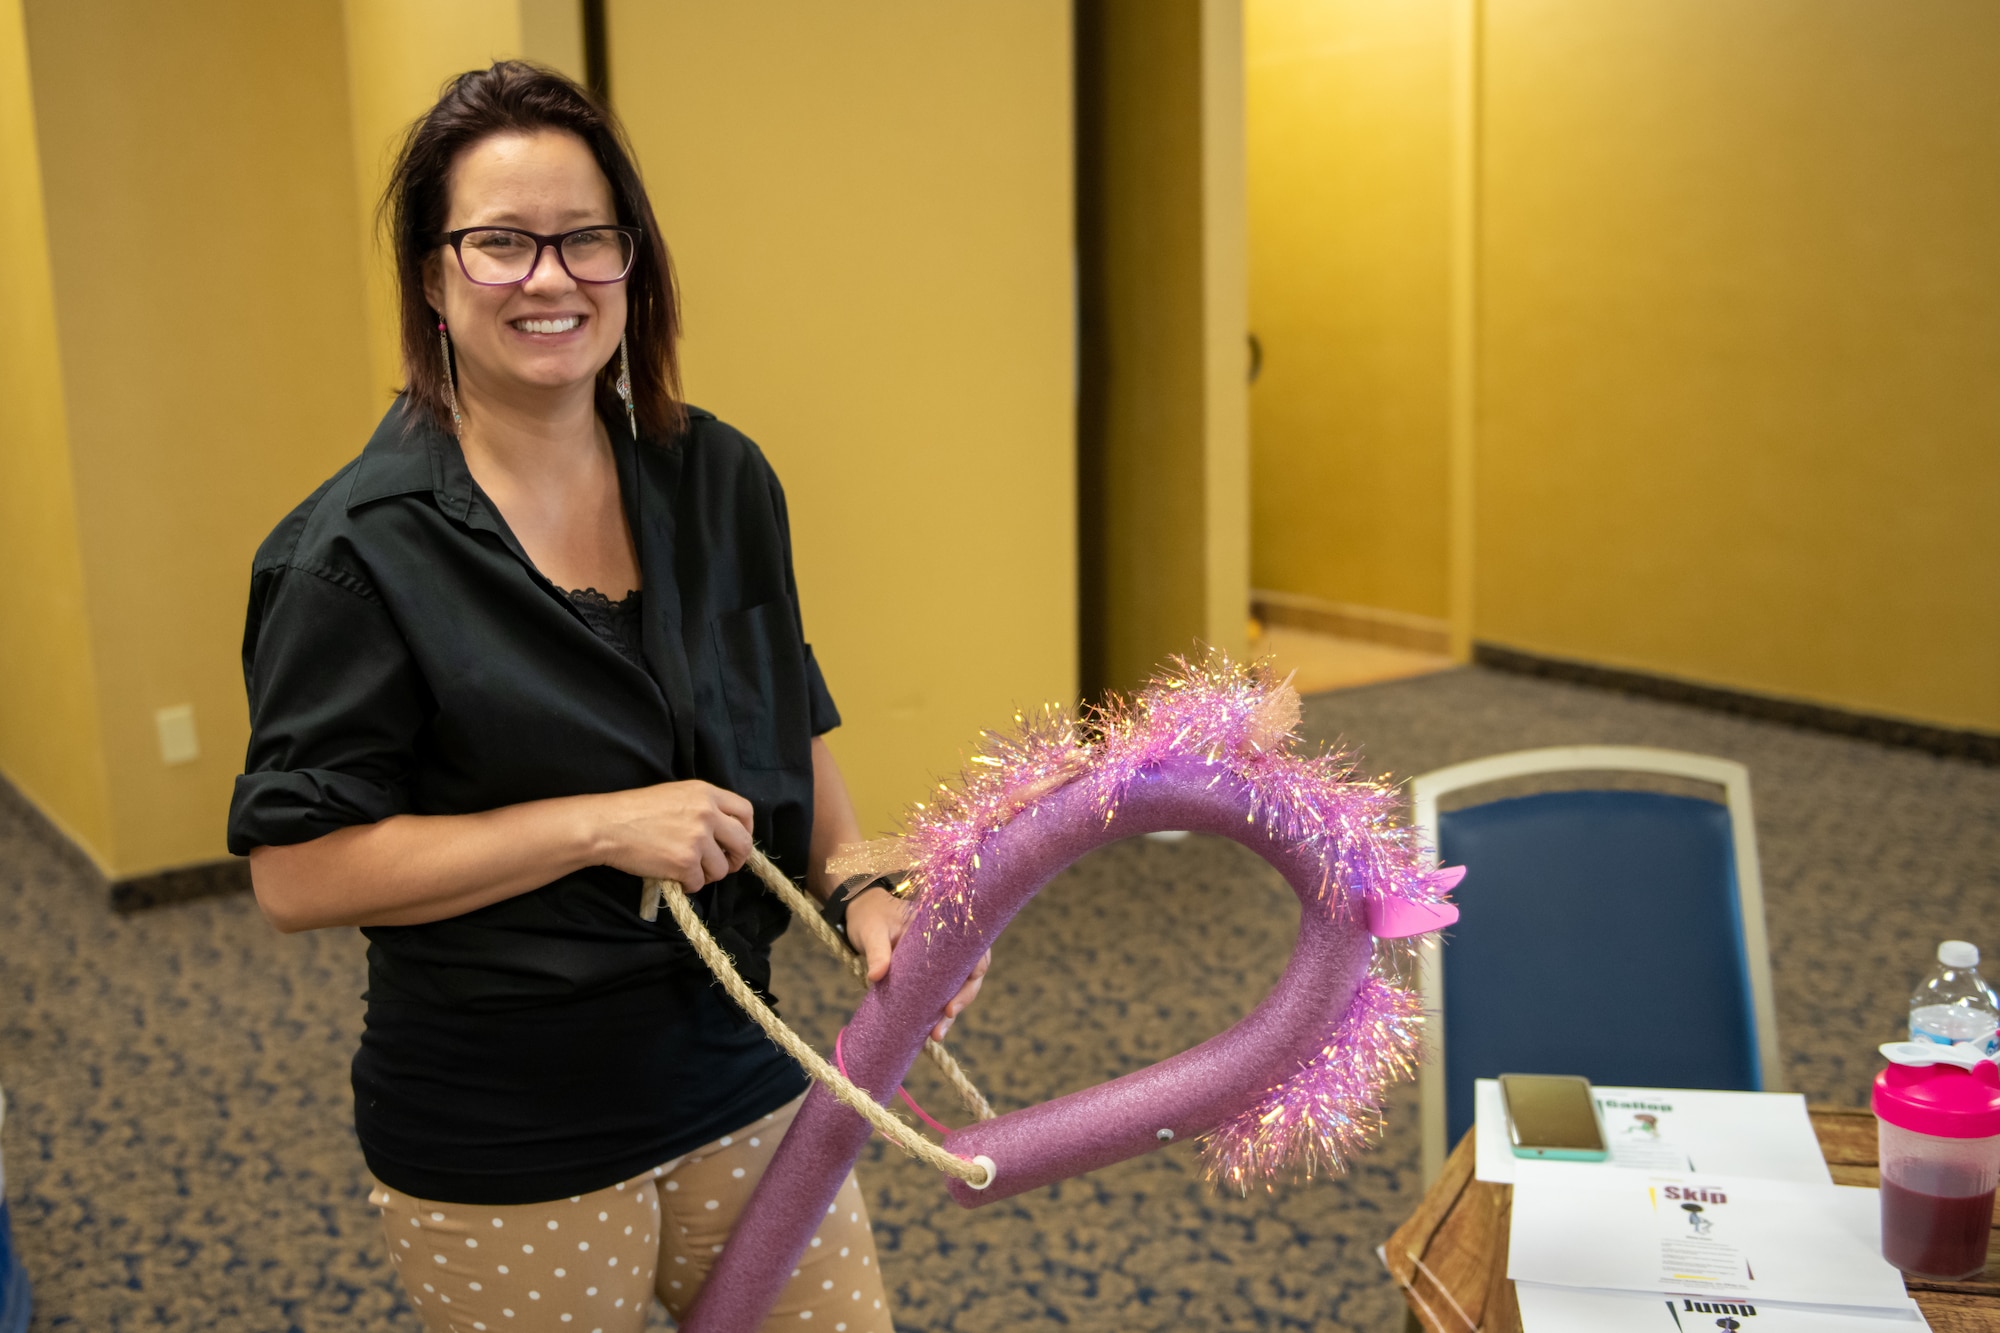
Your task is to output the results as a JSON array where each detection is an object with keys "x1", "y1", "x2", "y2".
[
  {"x1": 803, "y1": 645, "x2": 840, "y2": 737},
  {"x1": 227, "y1": 561, "x2": 429, "y2": 854}
]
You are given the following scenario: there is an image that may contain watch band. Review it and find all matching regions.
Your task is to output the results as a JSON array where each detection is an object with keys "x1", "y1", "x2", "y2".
[{"x1": 820, "y1": 871, "x2": 905, "y2": 950}]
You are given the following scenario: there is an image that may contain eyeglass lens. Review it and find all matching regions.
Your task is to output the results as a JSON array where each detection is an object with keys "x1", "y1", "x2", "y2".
[{"x1": 457, "y1": 229, "x2": 634, "y2": 284}]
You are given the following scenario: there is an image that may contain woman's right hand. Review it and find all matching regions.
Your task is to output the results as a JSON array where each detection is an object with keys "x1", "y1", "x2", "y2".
[{"x1": 590, "y1": 781, "x2": 756, "y2": 891}]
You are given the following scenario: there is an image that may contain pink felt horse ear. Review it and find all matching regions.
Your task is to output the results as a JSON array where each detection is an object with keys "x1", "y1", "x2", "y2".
[{"x1": 1366, "y1": 865, "x2": 1464, "y2": 938}]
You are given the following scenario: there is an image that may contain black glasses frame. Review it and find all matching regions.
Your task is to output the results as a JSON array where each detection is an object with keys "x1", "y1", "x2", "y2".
[{"x1": 438, "y1": 225, "x2": 643, "y2": 286}]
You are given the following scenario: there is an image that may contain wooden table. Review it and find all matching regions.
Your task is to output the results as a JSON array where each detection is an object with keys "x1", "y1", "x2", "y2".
[{"x1": 1385, "y1": 1108, "x2": 2000, "y2": 1332}]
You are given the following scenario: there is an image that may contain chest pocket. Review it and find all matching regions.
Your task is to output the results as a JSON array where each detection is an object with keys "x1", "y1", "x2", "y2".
[{"x1": 713, "y1": 598, "x2": 812, "y2": 770}]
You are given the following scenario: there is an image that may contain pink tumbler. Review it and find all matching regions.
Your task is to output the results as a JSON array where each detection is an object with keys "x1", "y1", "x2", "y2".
[{"x1": 1874, "y1": 1059, "x2": 2000, "y2": 1279}]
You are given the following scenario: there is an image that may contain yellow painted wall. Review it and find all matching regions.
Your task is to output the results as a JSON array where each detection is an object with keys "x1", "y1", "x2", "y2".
[
  {"x1": 1479, "y1": 0, "x2": 2000, "y2": 732},
  {"x1": 1077, "y1": 0, "x2": 1250, "y2": 698},
  {"x1": 518, "y1": 0, "x2": 584, "y2": 87},
  {"x1": 8, "y1": 0, "x2": 1068, "y2": 869},
  {"x1": 25, "y1": 0, "x2": 380, "y2": 875},
  {"x1": 1245, "y1": 0, "x2": 1452, "y2": 621},
  {"x1": 0, "y1": 0, "x2": 112, "y2": 862},
  {"x1": 610, "y1": 1, "x2": 1077, "y2": 833}
]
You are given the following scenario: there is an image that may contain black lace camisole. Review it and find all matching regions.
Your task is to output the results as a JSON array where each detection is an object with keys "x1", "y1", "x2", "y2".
[{"x1": 566, "y1": 586, "x2": 645, "y2": 670}]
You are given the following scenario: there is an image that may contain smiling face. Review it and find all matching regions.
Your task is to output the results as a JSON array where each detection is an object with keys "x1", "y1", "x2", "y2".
[{"x1": 425, "y1": 129, "x2": 626, "y2": 416}]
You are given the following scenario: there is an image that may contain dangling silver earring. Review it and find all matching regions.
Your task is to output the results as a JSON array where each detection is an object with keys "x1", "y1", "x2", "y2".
[
  {"x1": 438, "y1": 317, "x2": 463, "y2": 435},
  {"x1": 616, "y1": 333, "x2": 637, "y2": 439}
]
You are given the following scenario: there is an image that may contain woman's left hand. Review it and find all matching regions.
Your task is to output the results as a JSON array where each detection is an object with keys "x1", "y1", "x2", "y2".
[{"x1": 845, "y1": 886, "x2": 990, "y2": 1042}]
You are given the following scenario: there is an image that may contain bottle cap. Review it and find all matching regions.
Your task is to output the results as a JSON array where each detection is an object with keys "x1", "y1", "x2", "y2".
[
  {"x1": 1875, "y1": 1060, "x2": 2000, "y2": 1139},
  {"x1": 1940, "y1": 941, "x2": 1981, "y2": 969}
]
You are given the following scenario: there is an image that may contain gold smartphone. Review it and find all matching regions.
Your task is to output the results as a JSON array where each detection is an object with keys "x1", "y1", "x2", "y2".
[{"x1": 1500, "y1": 1073, "x2": 1609, "y2": 1161}]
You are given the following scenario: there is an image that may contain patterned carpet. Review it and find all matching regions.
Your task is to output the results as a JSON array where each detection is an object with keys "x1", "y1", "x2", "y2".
[{"x1": 1, "y1": 666, "x2": 1995, "y2": 1331}]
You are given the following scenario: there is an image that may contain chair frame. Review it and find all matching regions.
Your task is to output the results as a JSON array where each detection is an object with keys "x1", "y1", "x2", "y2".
[{"x1": 1410, "y1": 745, "x2": 1782, "y2": 1183}]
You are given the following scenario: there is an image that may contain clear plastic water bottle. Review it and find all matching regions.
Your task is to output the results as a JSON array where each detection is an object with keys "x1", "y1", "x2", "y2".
[{"x1": 1910, "y1": 941, "x2": 2000, "y2": 1056}]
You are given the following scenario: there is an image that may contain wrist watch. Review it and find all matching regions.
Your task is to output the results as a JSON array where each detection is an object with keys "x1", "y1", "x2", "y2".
[{"x1": 820, "y1": 871, "x2": 906, "y2": 951}]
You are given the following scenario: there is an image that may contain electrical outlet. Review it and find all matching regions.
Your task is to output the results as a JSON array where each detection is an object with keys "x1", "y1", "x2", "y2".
[{"x1": 155, "y1": 704, "x2": 199, "y2": 765}]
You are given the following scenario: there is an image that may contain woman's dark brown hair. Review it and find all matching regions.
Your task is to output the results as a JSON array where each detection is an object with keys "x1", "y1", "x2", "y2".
[{"x1": 381, "y1": 61, "x2": 684, "y2": 439}]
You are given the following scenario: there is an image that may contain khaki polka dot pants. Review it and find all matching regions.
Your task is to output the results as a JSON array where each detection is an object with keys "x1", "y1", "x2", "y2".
[{"x1": 371, "y1": 1094, "x2": 890, "y2": 1333}]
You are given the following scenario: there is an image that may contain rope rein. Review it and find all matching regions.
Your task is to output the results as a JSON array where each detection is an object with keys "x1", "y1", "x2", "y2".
[{"x1": 643, "y1": 850, "x2": 997, "y2": 1188}]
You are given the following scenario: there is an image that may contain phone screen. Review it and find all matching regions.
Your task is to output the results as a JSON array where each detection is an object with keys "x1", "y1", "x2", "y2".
[{"x1": 1500, "y1": 1074, "x2": 1605, "y2": 1154}]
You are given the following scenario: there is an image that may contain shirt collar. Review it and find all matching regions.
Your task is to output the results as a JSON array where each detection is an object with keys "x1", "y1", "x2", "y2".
[
  {"x1": 346, "y1": 399, "x2": 476, "y2": 516},
  {"x1": 346, "y1": 398, "x2": 698, "y2": 517}
]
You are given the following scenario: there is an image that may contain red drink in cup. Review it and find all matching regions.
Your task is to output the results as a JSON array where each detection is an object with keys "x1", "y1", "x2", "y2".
[
  {"x1": 1879, "y1": 1178, "x2": 1994, "y2": 1277},
  {"x1": 1874, "y1": 1059, "x2": 2000, "y2": 1280}
]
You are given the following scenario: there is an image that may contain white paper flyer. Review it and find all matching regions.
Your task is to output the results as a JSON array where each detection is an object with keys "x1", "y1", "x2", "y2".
[
  {"x1": 1474, "y1": 1081, "x2": 1832, "y2": 1186},
  {"x1": 1507, "y1": 1164, "x2": 1909, "y2": 1311},
  {"x1": 1514, "y1": 1283, "x2": 1931, "y2": 1331}
]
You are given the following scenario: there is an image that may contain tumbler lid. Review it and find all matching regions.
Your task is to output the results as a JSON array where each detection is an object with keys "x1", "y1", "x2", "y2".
[{"x1": 1875, "y1": 1059, "x2": 2000, "y2": 1139}]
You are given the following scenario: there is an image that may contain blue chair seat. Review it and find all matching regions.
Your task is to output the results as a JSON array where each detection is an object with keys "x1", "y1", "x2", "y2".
[{"x1": 1438, "y1": 789, "x2": 1761, "y2": 1149}]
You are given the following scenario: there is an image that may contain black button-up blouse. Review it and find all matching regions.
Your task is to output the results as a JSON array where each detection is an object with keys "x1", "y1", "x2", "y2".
[{"x1": 227, "y1": 401, "x2": 837, "y2": 1203}]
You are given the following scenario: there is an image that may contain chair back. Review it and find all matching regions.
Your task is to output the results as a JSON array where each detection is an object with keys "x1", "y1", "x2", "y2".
[{"x1": 1411, "y1": 746, "x2": 1781, "y2": 1181}]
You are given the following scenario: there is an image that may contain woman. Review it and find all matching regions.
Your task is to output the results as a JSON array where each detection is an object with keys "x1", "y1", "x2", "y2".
[{"x1": 227, "y1": 62, "x2": 982, "y2": 1333}]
